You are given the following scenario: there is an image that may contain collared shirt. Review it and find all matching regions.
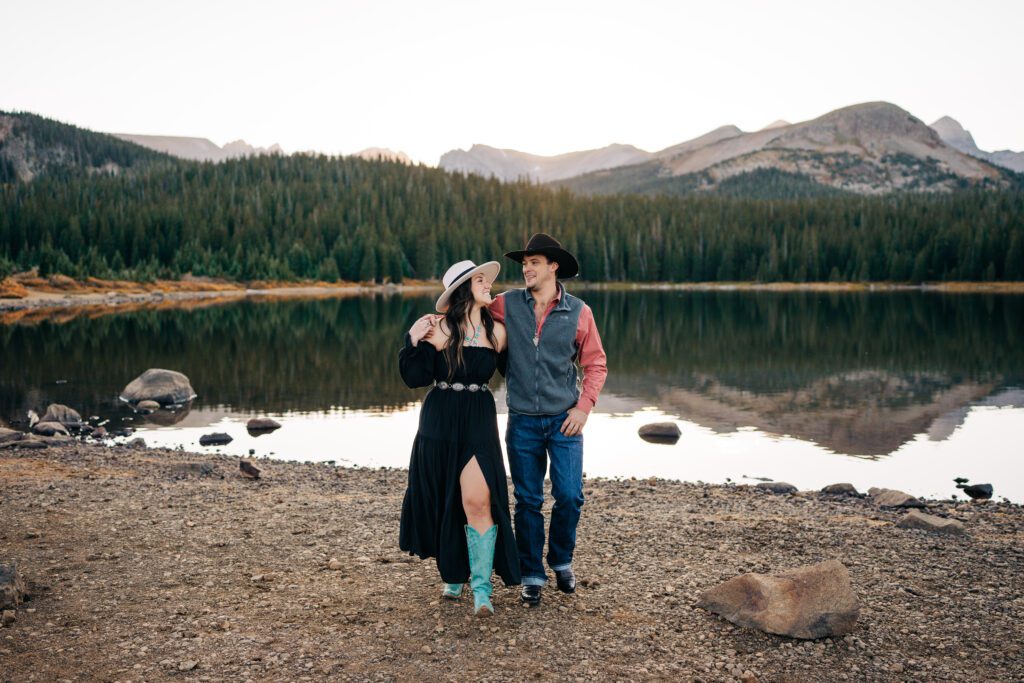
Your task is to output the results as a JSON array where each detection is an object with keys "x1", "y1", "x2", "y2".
[{"x1": 490, "y1": 283, "x2": 608, "y2": 414}]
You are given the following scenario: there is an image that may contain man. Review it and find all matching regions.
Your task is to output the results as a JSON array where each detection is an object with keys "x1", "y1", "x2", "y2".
[{"x1": 490, "y1": 233, "x2": 608, "y2": 606}]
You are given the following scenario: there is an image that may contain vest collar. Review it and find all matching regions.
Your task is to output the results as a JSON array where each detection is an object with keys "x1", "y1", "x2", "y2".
[{"x1": 520, "y1": 282, "x2": 571, "y2": 312}]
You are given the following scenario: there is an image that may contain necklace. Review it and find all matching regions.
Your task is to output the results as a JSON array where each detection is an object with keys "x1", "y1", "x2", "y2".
[{"x1": 464, "y1": 323, "x2": 482, "y2": 347}]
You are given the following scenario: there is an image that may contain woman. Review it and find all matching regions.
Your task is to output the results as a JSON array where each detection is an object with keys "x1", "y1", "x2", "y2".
[{"x1": 398, "y1": 260, "x2": 521, "y2": 616}]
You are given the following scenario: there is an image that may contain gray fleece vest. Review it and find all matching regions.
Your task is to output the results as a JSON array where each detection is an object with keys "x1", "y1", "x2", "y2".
[{"x1": 503, "y1": 285, "x2": 584, "y2": 415}]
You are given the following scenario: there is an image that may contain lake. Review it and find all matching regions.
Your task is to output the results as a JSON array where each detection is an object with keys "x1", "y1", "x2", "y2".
[{"x1": 2, "y1": 288, "x2": 1022, "y2": 502}]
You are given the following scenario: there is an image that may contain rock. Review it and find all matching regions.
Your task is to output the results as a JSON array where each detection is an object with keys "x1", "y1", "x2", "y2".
[
  {"x1": 696, "y1": 559, "x2": 859, "y2": 639},
  {"x1": 1, "y1": 610, "x2": 14, "y2": 626},
  {"x1": 246, "y1": 417, "x2": 282, "y2": 434},
  {"x1": 756, "y1": 482, "x2": 797, "y2": 495},
  {"x1": 638, "y1": 422, "x2": 681, "y2": 444},
  {"x1": 0, "y1": 428, "x2": 24, "y2": 445},
  {"x1": 127, "y1": 437, "x2": 147, "y2": 449},
  {"x1": 31, "y1": 421, "x2": 69, "y2": 437},
  {"x1": 239, "y1": 460, "x2": 261, "y2": 479},
  {"x1": 821, "y1": 483, "x2": 859, "y2": 496},
  {"x1": 120, "y1": 369, "x2": 197, "y2": 406},
  {"x1": 178, "y1": 660, "x2": 198, "y2": 671},
  {"x1": 960, "y1": 483, "x2": 993, "y2": 500},
  {"x1": 171, "y1": 462, "x2": 222, "y2": 478},
  {"x1": 0, "y1": 563, "x2": 26, "y2": 610},
  {"x1": 39, "y1": 403, "x2": 82, "y2": 429},
  {"x1": 135, "y1": 400, "x2": 161, "y2": 414},
  {"x1": 90, "y1": 427, "x2": 108, "y2": 439},
  {"x1": 328, "y1": 558, "x2": 344, "y2": 570},
  {"x1": 199, "y1": 432, "x2": 232, "y2": 447},
  {"x1": 896, "y1": 510, "x2": 966, "y2": 536},
  {"x1": 868, "y1": 487, "x2": 925, "y2": 508},
  {"x1": 1, "y1": 437, "x2": 48, "y2": 450},
  {"x1": 421, "y1": 645, "x2": 432, "y2": 654}
]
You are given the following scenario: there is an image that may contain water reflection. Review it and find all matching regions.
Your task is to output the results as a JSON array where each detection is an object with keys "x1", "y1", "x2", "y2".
[{"x1": 2, "y1": 290, "x2": 1022, "y2": 463}]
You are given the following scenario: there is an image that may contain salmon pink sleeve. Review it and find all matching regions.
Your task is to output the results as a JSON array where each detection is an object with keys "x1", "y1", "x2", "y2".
[
  {"x1": 488, "y1": 293, "x2": 506, "y2": 323},
  {"x1": 574, "y1": 304, "x2": 607, "y2": 414}
]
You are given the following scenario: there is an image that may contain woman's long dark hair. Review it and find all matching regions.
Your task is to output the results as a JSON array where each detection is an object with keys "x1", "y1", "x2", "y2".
[{"x1": 443, "y1": 279, "x2": 498, "y2": 381}]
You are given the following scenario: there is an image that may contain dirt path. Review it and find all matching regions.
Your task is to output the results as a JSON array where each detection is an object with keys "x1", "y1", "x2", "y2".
[{"x1": 1, "y1": 443, "x2": 1021, "y2": 681}]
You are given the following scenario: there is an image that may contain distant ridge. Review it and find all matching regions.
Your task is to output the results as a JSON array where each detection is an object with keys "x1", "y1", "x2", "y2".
[
  {"x1": 111, "y1": 133, "x2": 283, "y2": 162},
  {"x1": 441, "y1": 102, "x2": 1017, "y2": 196},
  {"x1": 352, "y1": 147, "x2": 412, "y2": 164},
  {"x1": 1, "y1": 111, "x2": 168, "y2": 182},
  {"x1": 556, "y1": 102, "x2": 1011, "y2": 196},
  {"x1": 929, "y1": 116, "x2": 1024, "y2": 173},
  {"x1": 439, "y1": 143, "x2": 652, "y2": 183}
]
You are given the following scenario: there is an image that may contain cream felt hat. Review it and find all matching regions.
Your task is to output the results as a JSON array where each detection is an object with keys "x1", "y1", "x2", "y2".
[{"x1": 435, "y1": 260, "x2": 501, "y2": 312}]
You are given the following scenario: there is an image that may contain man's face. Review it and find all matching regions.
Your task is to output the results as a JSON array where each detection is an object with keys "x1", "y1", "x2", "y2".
[{"x1": 523, "y1": 254, "x2": 558, "y2": 291}]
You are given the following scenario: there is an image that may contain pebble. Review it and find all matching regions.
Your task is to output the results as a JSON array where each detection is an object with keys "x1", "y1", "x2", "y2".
[
  {"x1": 179, "y1": 660, "x2": 198, "y2": 671},
  {"x1": 421, "y1": 645, "x2": 432, "y2": 654}
]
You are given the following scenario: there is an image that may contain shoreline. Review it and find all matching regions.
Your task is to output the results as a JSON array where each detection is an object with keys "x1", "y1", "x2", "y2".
[
  {"x1": 2, "y1": 278, "x2": 1023, "y2": 315},
  {"x1": 1, "y1": 441, "x2": 1022, "y2": 681}
]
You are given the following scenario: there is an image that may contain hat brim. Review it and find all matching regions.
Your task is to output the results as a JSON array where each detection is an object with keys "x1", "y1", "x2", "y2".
[
  {"x1": 435, "y1": 261, "x2": 501, "y2": 312},
  {"x1": 503, "y1": 248, "x2": 579, "y2": 279}
]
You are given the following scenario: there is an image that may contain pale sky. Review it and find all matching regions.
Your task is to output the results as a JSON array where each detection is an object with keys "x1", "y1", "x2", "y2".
[{"x1": 3, "y1": 0, "x2": 1022, "y2": 165}]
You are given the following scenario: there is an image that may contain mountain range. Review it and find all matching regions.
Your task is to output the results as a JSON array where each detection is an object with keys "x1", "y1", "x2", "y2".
[
  {"x1": 110, "y1": 134, "x2": 283, "y2": 162},
  {"x1": 440, "y1": 102, "x2": 1021, "y2": 196}
]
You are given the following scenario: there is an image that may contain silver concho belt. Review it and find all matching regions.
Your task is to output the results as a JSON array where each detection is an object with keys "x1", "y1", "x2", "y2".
[{"x1": 434, "y1": 381, "x2": 489, "y2": 392}]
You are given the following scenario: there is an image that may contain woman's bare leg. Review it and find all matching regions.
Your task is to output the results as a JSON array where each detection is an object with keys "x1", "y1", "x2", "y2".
[{"x1": 460, "y1": 456, "x2": 493, "y2": 533}]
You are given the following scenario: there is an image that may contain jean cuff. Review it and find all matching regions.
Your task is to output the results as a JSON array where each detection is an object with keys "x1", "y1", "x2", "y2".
[
  {"x1": 521, "y1": 575, "x2": 547, "y2": 586},
  {"x1": 549, "y1": 562, "x2": 572, "y2": 572}
]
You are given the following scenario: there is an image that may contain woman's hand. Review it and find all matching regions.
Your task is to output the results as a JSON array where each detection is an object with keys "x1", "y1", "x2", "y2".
[{"x1": 409, "y1": 314, "x2": 438, "y2": 345}]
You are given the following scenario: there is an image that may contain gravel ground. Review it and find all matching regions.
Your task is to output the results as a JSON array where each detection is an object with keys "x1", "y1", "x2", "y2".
[{"x1": 1, "y1": 442, "x2": 1022, "y2": 682}]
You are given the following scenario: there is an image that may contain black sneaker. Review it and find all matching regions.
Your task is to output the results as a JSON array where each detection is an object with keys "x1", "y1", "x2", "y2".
[
  {"x1": 554, "y1": 568, "x2": 576, "y2": 594},
  {"x1": 520, "y1": 585, "x2": 542, "y2": 606}
]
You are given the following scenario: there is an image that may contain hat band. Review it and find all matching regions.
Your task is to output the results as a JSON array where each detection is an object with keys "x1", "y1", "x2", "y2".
[{"x1": 447, "y1": 265, "x2": 477, "y2": 288}]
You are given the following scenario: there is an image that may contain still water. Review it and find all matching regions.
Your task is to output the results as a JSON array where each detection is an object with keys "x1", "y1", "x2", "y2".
[{"x1": 2, "y1": 289, "x2": 1022, "y2": 502}]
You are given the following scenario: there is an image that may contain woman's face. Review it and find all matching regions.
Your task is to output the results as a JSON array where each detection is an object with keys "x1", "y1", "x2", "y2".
[{"x1": 470, "y1": 272, "x2": 493, "y2": 306}]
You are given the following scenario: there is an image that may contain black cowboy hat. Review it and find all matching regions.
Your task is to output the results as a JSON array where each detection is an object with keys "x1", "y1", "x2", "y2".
[{"x1": 504, "y1": 233, "x2": 579, "y2": 279}]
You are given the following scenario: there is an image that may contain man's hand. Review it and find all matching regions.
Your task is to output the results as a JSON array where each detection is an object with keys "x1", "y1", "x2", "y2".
[{"x1": 560, "y1": 408, "x2": 588, "y2": 436}]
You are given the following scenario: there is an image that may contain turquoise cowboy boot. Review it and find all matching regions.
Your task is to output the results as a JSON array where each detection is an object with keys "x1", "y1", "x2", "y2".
[
  {"x1": 465, "y1": 524, "x2": 497, "y2": 617},
  {"x1": 441, "y1": 583, "x2": 464, "y2": 600}
]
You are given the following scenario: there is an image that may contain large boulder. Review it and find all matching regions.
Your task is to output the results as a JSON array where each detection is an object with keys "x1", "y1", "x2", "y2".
[
  {"x1": 960, "y1": 483, "x2": 993, "y2": 501},
  {"x1": 0, "y1": 428, "x2": 24, "y2": 446},
  {"x1": 821, "y1": 483, "x2": 859, "y2": 497},
  {"x1": 246, "y1": 417, "x2": 282, "y2": 434},
  {"x1": 638, "y1": 422, "x2": 681, "y2": 444},
  {"x1": 199, "y1": 432, "x2": 232, "y2": 447},
  {"x1": 697, "y1": 559, "x2": 859, "y2": 639},
  {"x1": 868, "y1": 487, "x2": 925, "y2": 508},
  {"x1": 120, "y1": 369, "x2": 197, "y2": 406},
  {"x1": 31, "y1": 421, "x2": 69, "y2": 437},
  {"x1": 0, "y1": 562, "x2": 26, "y2": 610},
  {"x1": 39, "y1": 403, "x2": 82, "y2": 429},
  {"x1": 896, "y1": 509, "x2": 966, "y2": 536},
  {"x1": 756, "y1": 482, "x2": 797, "y2": 495}
]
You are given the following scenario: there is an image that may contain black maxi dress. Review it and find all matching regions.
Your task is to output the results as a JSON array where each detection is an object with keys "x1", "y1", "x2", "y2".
[{"x1": 398, "y1": 334, "x2": 521, "y2": 587}]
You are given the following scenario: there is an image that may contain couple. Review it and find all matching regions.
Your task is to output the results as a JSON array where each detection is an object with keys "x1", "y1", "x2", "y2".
[{"x1": 398, "y1": 233, "x2": 607, "y2": 616}]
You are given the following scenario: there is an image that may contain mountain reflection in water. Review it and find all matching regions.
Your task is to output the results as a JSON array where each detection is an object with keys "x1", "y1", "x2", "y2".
[{"x1": 2, "y1": 290, "x2": 1022, "y2": 463}]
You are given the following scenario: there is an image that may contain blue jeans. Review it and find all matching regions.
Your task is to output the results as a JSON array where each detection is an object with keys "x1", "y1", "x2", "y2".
[{"x1": 506, "y1": 410, "x2": 584, "y2": 586}]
